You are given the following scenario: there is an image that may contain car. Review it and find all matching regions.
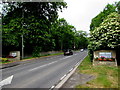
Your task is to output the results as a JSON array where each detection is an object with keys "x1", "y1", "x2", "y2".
[
  {"x1": 64, "y1": 49, "x2": 73, "y2": 56},
  {"x1": 80, "y1": 49, "x2": 84, "y2": 52}
]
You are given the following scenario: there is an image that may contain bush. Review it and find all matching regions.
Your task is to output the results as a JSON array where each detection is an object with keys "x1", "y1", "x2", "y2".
[{"x1": 32, "y1": 46, "x2": 41, "y2": 57}]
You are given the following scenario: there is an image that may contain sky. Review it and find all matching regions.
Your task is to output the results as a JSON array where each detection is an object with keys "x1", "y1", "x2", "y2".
[{"x1": 58, "y1": 0, "x2": 119, "y2": 33}]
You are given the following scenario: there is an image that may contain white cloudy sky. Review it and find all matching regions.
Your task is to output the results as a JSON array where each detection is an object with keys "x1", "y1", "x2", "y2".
[{"x1": 58, "y1": 0, "x2": 119, "y2": 33}]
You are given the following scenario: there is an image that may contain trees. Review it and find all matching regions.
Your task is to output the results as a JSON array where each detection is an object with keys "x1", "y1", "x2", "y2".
[
  {"x1": 89, "y1": 12, "x2": 120, "y2": 50},
  {"x1": 51, "y1": 18, "x2": 88, "y2": 50},
  {"x1": 74, "y1": 30, "x2": 88, "y2": 49},
  {"x1": 90, "y1": 4, "x2": 116, "y2": 31},
  {"x1": 51, "y1": 18, "x2": 75, "y2": 50},
  {"x1": 2, "y1": 2, "x2": 67, "y2": 56},
  {"x1": 90, "y1": 1, "x2": 120, "y2": 31},
  {"x1": 2, "y1": 2, "x2": 89, "y2": 57}
]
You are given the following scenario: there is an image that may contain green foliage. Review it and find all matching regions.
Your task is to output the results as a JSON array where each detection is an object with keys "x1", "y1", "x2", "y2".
[
  {"x1": 90, "y1": 3, "x2": 117, "y2": 31},
  {"x1": 74, "y1": 30, "x2": 88, "y2": 49},
  {"x1": 2, "y1": 2, "x2": 67, "y2": 55},
  {"x1": 51, "y1": 18, "x2": 88, "y2": 50},
  {"x1": 32, "y1": 46, "x2": 41, "y2": 57},
  {"x1": 3, "y1": 17, "x2": 28, "y2": 46},
  {"x1": 2, "y1": 2, "x2": 88, "y2": 56},
  {"x1": 116, "y1": 1, "x2": 120, "y2": 14},
  {"x1": 51, "y1": 18, "x2": 76, "y2": 50},
  {"x1": 89, "y1": 12, "x2": 120, "y2": 50}
]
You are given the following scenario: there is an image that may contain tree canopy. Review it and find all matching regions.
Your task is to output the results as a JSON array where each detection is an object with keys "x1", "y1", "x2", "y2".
[
  {"x1": 2, "y1": 2, "x2": 67, "y2": 56},
  {"x1": 74, "y1": 30, "x2": 88, "y2": 49},
  {"x1": 90, "y1": 3, "x2": 117, "y2": 31},
  {"x1": 2, "y1": 2, "x2": 88, "y2": 57},
  {"x1": 88, "y1": 12, "x2": 120, "y2": 51}
]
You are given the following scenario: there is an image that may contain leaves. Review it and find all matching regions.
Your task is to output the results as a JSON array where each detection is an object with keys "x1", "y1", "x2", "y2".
[
  {"x1": 2, "y1": 2, "x2": 88, "y2": 56},
  {"x1": 90, "y1": 3, "x2": 117, "y2": 31},
  {"x1": 2, "y1": 2, "x2": 67, "y2": 54},
  {"x1": 89, "y1": 12, "x2": 120, "y2": 51}
]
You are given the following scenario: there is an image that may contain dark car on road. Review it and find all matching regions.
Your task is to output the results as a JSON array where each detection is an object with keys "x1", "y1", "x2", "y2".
[{"x1": 64, "y1": 49, "x2": 73, "y2": 56}]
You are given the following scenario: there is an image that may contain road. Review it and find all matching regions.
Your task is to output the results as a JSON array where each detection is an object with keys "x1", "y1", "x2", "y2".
[{"x1": 1, "y1": 50, "x2": 88, "y2": 89}]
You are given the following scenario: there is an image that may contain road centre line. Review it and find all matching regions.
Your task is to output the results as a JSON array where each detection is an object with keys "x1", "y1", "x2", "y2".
[
  {"x1": 28, "y1": 55, "x2": 73, "y2": 72},
  {"x1": 28, "y1": 61, "x2": 58, "y2": 71}
]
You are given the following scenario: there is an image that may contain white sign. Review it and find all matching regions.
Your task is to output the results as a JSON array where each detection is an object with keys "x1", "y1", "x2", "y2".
[
  {"x1": 99, "y1": 52, "x2": 112, "y2": 58},
  {"x1": 11, "y1": 53, "x2": 17, "y2": 57}
]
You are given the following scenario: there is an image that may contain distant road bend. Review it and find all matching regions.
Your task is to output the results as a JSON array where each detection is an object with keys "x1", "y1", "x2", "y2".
[{"x1": 2, "y1": 50, "x2": 88, "y2": 88}]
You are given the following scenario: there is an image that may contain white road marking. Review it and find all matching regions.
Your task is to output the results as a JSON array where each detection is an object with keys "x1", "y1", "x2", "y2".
[
  {"x1": 75, "y1": 62, "x2": 80, "y2": 67},
  {"x1": 0, "y1": 75, "x2": 13, "y2": 87},
  {"x1": 60, "y1": 74, "x2": 66, "y2": 80},
  {"x1": 62, "y1": 56, "x2": 72, "y2": 59},
  {"x1": 69, "y1": 68, "x2": 73, "y2": 72},
  {"x1": 50, "y1": 85, "x2": 55, "y2": 90},
  {"x1": 29, "y1": 55, "x2": 73, "y2": 71},
  {"x1": 29, "y1": 61, "x2": 58, "y2": 71}
]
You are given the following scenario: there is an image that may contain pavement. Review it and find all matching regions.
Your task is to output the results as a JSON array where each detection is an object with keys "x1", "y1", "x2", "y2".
[
  {"x1": 1, "y1": 51, "x2": 88, "y2": 89},
  {"x1": 61, "y1": 69, "x2": 96, "y2": 88}
]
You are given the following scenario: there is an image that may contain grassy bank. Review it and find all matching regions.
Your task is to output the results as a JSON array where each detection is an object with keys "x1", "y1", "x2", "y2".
[{"x1": 76, "y1": 55, "x2": 119, "y2": 88}]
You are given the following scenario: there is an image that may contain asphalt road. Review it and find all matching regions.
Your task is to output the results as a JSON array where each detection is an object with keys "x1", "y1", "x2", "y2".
[{"x1": 2, "y1": 50, "x2": 88, "y2": 88}]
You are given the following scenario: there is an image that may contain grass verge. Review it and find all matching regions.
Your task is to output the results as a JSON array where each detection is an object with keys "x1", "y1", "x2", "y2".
[{"x1": 76, "y1": 55, "x2": 119, "y2": 88}]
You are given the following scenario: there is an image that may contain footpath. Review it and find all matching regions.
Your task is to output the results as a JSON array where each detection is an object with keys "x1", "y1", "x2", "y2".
[{"x1": 61, "y1": 69, "x2": 96, "y2": 88}]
